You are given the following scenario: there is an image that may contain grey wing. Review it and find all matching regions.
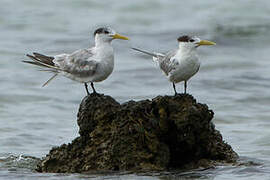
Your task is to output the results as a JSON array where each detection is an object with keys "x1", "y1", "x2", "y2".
[
  {"x1": 158, "y1": 50, "x2": 177, "y2": 75},
  {"x1": 54, "y1": 48, "x2": 98, "y2": 77}
]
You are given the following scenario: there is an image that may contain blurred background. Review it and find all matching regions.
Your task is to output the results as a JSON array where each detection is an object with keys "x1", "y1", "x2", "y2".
[{"x1": 1, "y1": 0, "x2": 270, "y2": 179}]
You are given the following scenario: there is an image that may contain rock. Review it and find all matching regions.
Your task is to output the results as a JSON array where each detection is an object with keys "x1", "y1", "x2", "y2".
[{"x1": 36, "y1": 94, "x2": 238, "y2": 173}]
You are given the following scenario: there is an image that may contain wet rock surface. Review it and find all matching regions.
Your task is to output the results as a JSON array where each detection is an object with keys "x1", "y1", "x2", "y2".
[{"x1": 36, "y1": 93, "x2": 238, "y2": 173}]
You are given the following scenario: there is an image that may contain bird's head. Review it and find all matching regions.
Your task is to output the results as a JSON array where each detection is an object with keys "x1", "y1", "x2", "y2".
[
  {"x1": 94, "y1": 27, "x2": 129, "y2": 43},
  {"x1": 177, "y1": 35, "x2": 216, "y2": 50}
]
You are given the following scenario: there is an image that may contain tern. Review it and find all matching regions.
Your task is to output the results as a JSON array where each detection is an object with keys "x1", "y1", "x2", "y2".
[
  {"x1": 132, "y1": 35, "x2": 216, "y2": 95},
  {"x1": 23, "y1": 27, "x2": 129, "y2": 95}
]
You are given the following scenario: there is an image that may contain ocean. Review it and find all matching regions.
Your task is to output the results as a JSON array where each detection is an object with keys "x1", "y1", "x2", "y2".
[{"x1": 1, "y1": 0, "x2": 270, "y2": 179}]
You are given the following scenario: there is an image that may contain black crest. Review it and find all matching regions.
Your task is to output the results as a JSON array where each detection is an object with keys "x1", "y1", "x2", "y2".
[
  {"x1": 94, "y1": 27, "x2": 110, "y2": 36},
  {"x1": 177, "y1": 35, "x2": 193, "y2": 42}
]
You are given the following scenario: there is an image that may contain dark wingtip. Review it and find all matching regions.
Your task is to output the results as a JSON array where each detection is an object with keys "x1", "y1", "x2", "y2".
[
  {"x1": 22, "y1": 60, "x2": 34, "y2": 64},
  {"x1": 33, "y1": 52, "x2": 40, "y2": 56},
  {"x1": 131, "y1": 47, "x2": 139, "y2": 51},
  {"x1": 26, "y1": 54, "x2": 34, "y2": 58}
]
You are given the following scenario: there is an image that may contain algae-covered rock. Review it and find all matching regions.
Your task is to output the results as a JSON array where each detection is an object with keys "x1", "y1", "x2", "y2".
[{"x1": 36, "y1": 94, "x2": 238, "y2": 173}]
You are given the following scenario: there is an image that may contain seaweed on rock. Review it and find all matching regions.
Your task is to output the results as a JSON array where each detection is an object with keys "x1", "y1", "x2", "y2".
[{"x1": 37, "y1": 94, "x2": 238, "y2": 173}]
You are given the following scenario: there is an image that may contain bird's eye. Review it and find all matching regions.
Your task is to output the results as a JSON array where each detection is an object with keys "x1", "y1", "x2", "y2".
[{"x1": 189, "y1": 39, "x2": 195, "y2": 42}]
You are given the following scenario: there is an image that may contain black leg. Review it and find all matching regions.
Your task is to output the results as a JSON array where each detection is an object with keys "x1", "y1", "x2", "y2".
[
  {"x1": 172, "y1": 82, "x2": 177, "y2": 96},
  {"x1": 84, "y1": 83, "x2": 90, "y2": 95},
  {"x1": 91, "y1": 82, "x2": 97, "y2": 94},
  {"x1": 184, "y1": 81, "x2": 187, "y2": 94}
]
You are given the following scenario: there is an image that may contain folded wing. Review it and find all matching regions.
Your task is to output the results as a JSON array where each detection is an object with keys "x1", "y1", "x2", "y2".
[
  {"x1": 158, "y1": 50, "x2": 177, "y2": 75},
  {"x1": 54, "y1": 49, "x2": 98, "y2": 78},
  {"x1": 23, "y1": 48, "x2": 98, "y2": 86}
]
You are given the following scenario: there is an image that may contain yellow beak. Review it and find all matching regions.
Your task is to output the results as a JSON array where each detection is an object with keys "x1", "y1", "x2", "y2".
[
  {"x1": 112, "y1": 33, "x2": 129, "y2": 40},
  {"x1": 196, "y1": 40, "x2": 216, "y2": 46}
]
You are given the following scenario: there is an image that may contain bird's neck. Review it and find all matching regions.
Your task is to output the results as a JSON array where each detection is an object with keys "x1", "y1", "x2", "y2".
[
  {"x1": 175, "y1": 45, "x2": 198, "y2": 62},
  {"x1": 95, "y1": 38, "x2": 112, "y2": 48},
  {"x1": 94, "y1": 39, "x2": 114, "y2": 62},
  {"x1": 178, "y1": 44, "x2": 197, "y2": 56}
]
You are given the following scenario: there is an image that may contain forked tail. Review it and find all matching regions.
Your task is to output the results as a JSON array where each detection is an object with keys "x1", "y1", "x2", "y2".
[
  {"x1": 23, "y1": 52, "x2": 60, "y2": 87},
  {"x1": 131, "y1": 47, "x2": 158, "y2": 58}
]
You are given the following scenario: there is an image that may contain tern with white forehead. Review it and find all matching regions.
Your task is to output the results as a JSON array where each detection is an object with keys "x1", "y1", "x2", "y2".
[
  {"x1": 132, "y1": 35, "x2": 216, "y2": 95},
  {"x1": 23, "y1": 27, "x2": 129, "y2": 95}
]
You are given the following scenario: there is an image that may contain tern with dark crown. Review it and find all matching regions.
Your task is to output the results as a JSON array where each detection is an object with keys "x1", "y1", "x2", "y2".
[
  {"x1": 23, "y1": 27, "x2": 129, "y2": 95},
  {"x1": 132, "y1": 35, "x2": 215, "y2": 95}
]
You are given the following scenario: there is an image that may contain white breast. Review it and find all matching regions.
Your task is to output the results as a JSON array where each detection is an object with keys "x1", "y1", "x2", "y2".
[
  {"x1": 90, "y1": 44, "x2": 114, "y2": 82},
  {"x1": 168, "y1": 50, "x2": 200, "y2": 83}
]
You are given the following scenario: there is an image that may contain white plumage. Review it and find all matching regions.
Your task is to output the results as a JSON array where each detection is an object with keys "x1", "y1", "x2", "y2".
[
  {"x1": 132, "y1": 35, "x2": 215, "y2": 95},
  {"x1": 23, "y1": 27, "x2": 129, "y2": 95}
]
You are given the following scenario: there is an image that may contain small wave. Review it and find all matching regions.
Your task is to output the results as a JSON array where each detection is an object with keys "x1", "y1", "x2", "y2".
[{"x1": 0, "y1": 154, "x2": 40, "y2": 171}]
